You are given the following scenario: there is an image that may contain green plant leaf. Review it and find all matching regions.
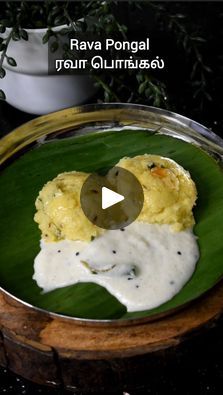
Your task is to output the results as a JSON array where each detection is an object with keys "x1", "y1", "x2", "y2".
[
  {"x1": 50, "y1": 41, "x2": 59, "y2": 53},
  {"x1": 191, "y1": 36, "x2": 206, "y2": 43},
  {"x1": 0, "y1": 19, "x2": 11, "y2": 27},
  {"x1": 0, "y1": 67, "x2": 6, "y2": 78},
  {"x1": 42, "y1": 31, "x2": 50, "y2": 44},
  {"x1": 0, "y1": 25, "x2": 6, "y2": 34},
  {"x1": 145, "y1": 87, "x2": 152, "y2": 98},
  {"x1": 51, "y1": 5, "x2": 61, "y2": 17},
  {"x1": 173, "y1": 13, "x2": 186, "y2": 19},
  {"x1": 6, "y1": 56, "x2": 17, "y2": 67},
  {"x1": 12, "y1": 30, "x2": 21, "y2": 41},
  {"x1": 0, "y1": 130, "x2": 223, "y2": 321},
  {"x1": 138, "y1": 81, "x2": 147, "y2": 95},
  {"x1": 20, "y1": 29, "x2": 28, "y2": 41},
  {"x1": 0, "y1": 43, "x2": 6, "y2": 52},
  {"x1": 0, "y1": 89, "x2": 6, "y2": 100}
]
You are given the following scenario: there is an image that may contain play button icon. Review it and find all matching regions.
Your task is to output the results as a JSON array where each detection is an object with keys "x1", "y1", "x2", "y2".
[
  {"x1": 102, "y1": 187, "x2": 124, "y2": 209},
  {"x1": 80, "y1": 166, "x2": 144, "y2": 230}
]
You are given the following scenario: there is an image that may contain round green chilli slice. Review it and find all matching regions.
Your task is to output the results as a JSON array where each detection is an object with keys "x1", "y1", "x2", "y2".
[{"x1": 0, "y1": 129, "x2": 223, "y2": 321}]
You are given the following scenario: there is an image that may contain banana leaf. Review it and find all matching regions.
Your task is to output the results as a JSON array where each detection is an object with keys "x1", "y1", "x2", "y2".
[{"x1": 0, "y1": 129, "x2": 223, "y2": 321}]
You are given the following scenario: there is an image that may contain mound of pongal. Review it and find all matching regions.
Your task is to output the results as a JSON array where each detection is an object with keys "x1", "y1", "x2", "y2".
[
  {"x1": 117, "y1": 154, "x2": 197, "y2": 231},
  {"x1": 34, "y1": 154, "x2": 197, "y2": 243},
  {"x1": 34, "y1": 171, "x2": 103, "y2": 242}
]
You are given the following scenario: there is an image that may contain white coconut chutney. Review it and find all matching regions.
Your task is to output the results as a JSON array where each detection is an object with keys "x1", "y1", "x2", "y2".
[{"x1": 33, "y1": 222, "x2": 199, "y2": 312}]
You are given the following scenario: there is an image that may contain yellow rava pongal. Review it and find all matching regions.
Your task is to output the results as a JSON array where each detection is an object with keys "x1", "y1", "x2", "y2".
[
  {"x1": 117, "y1": 154, "x2": 197, "y2": 231},
  {"x1": 34, "y1": 171, "x2": 103, "y2": 242},
  {"x1": 34, "y1": 155, "x2": 197, "y2": 242}
]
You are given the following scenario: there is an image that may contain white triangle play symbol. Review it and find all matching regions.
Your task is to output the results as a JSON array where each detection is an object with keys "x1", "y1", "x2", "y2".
[{"x1": 102, "y1": 186, "x2": 124, "y2": 210}]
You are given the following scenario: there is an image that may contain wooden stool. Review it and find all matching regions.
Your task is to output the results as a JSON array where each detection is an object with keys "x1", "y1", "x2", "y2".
[{"x1": 0, "y1": 283, "x2": 223, "y2": 393}]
